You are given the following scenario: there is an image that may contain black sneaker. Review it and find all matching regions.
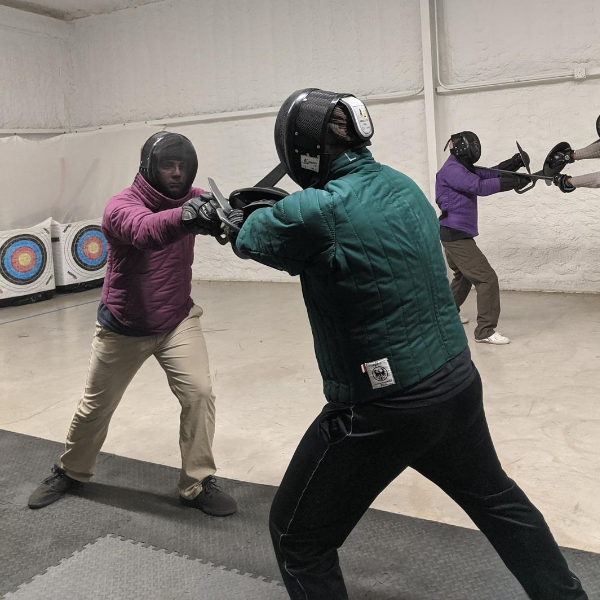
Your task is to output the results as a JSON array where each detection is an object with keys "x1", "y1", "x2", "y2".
[
  {"x1": 28, "y1": 464, "x2": 80, "y2": 509},
  {"x1": 180, "y1": 475, "x2": 237, "y2": 516}
]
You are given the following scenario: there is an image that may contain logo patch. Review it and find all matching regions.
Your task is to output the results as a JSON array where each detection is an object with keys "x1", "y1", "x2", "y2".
[
  {"x1": 361, "y1": 358, "x2": 395, "y2": 389},
  {"x1": 300, "y1": 154, "x2": 320, "y2": 172}
]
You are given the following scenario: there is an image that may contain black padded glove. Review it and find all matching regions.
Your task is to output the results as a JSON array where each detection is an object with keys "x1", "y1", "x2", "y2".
[
  {"x1": 497, "y1": 152, "x2": 527, "y2": 172},
  {"x1": 181, "y1": 193, "x2": 221, "y2": 236},
  {"x1": 499, "y1": 173, "x2": 531, "y2": 191},
  {"x1": 226, "y1": 202, "x2": 275, "y2": 238},
  {"x1": 226, "y1": 202, "x2": 275, "y2": 258},
  {"x1": 225, "y1": 209, "x2": 249, "y2": 259},
  {"x1": 553, "y1": 174, "x2": 576, "y2": 193},
  {"x1": 547, "y1": 145, "x2": 575, "y2": 171},
  {"x1": 225, "y1": 209, "x2": 244, "y2": 234}
]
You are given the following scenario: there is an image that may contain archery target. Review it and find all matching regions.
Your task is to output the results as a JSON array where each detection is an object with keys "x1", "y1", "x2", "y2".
[
  {"x1": 0, "y1": 219, "x2": 55, "y2": 300},
  {"x1": 51, "y1": 219, "x2": 107, "y2": 286}
]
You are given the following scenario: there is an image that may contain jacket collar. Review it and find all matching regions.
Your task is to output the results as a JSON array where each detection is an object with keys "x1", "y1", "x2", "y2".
[
  {"x1": 328, "y1": 147, "x2": 377, "y2": 180},
  {"x1": 131, "y1": 173, "x2": 196, "y2": 211},
  {"x1": 449, "y1": 153, "x2": 476, "y2": 174}
]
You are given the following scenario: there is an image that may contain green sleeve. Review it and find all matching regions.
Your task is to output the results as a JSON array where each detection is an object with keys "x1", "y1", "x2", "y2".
[{"x1": 236, "y1": 188, "x2": 336, "y2": 276}]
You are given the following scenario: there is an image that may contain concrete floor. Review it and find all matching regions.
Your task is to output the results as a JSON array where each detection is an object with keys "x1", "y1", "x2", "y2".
[{"x1": 1, "y1": 281, "x2": 599, "y2": 554}]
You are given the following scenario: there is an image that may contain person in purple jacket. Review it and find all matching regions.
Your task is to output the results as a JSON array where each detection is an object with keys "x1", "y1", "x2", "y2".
[
  {"x1": 436, "y1": 131, "x2": 530, "y2": 345},
  {"x1": 27, "y1": 132, "x2": 237, "y2": 517}
]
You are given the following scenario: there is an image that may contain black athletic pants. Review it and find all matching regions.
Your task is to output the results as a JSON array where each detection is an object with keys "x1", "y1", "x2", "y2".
[{"x1": 269, "y1": 372, "x2": 588, "y2": 600}]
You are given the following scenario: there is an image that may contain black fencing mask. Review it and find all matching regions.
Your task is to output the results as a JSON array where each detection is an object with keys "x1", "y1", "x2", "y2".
[
  {"x1": 445, "y1": 131, "x2": 481, "y2": 165},
  {"x1": 596, "y1": 115, "x2": 600, "y2": 138},
  {"x1": 274, "y1": 88, "x2": 374, "y2": 189},
  {"x1": 139, "y1": 132, "x2": 198, "y2": 199}
]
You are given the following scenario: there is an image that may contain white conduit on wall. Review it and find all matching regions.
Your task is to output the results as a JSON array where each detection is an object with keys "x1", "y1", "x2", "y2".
[
  {"x1": 432, "y1": 0, "x2": 600, "y2": 94},
  {"x1": 0, "y1": 89, "x2": 425, "y2": 136},
  {"x1": 3, "y1": 0, "x2": 600, "y2": 136}
]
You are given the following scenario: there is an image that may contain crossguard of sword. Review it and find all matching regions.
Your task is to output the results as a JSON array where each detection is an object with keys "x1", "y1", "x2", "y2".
[
  {"x1": 514, "y1": 141, "x2": 536, "y2": 195},
  {"x1": 515, "y1": 180, "x2": 536, "y2": 194},
  {"x1": 485, "y1": 141, "x2": 554, "y2": 194},
  {"x1": 207, "y1": 177, "x2": 242, "y2": 241}
]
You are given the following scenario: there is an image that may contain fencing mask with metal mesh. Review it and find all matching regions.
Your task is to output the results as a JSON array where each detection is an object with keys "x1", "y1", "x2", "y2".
[
  {"x1": 274, "y1": 88, "x2": 374, "y2": 189},
  {"x1": 139, "y1": 132, "x2": 198, "y2": 199},
  {"x1": 445, "y1": 131, "x2": 481, "y2": 165},
  {"x1": 596, "y1": 115, "x2": 600, "y2": 138}
]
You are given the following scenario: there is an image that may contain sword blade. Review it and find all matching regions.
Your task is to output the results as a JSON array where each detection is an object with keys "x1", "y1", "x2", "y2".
[
  {"x1": 207, "y1": 177, "x2": 231, "y2": 217},
  {"x1": 207, "y1": 177, "x2": 241, "y2": 232},
  {"x1": 485, "y1": 168, "x2": 553, "y2": 181}
]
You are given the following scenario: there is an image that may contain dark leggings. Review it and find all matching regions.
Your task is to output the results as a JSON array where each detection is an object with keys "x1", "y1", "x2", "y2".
[{"x1": 269, "y1": 373, "x2": 587, "y2": 600}]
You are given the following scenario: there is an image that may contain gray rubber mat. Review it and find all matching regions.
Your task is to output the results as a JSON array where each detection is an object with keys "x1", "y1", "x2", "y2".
[
  {"x1": 4, "y1": 535, "x2": 283, "y2": 600},
  {"x1": 1, "y1": 429, "x2": 598, "y2": 599}
]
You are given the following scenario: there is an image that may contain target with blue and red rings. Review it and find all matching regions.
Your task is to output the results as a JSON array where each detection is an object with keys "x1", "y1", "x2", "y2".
[
  {"x1": 0, "y1": 234, "x2": 48, "y2": 286},
  {"x1": 71, "y1": 225, "x2": 107, "y2": 272}
]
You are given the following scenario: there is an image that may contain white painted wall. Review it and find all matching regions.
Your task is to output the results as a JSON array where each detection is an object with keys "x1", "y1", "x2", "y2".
[
  {"x1": 437, "y1": 0, "x2": 600, "y2": 84},
  {"x1": 1, "y1": 0, "x2": 599, "y2": 290},
  {"x1": 187, "y1": 97, "x2": 427, "y2": 281},
  {"x1": 1, "y1": 0, "x2": 426, "y2": 283},
  {"x1": 435, "y1": 0, "x2": 600, "y2": 293},
  {"x1": 66, "y1": 0, "x2": 423, "y2": 127},
  {"x1": 440, "y1": 83, "x2": 600, "y2": 293},
  {"x1": 0, "y1": 6, "x2": 71, "y2": 129}
]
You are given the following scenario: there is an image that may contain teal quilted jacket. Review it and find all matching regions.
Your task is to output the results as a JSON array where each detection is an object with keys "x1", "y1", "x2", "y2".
[{"x1": 236, "y1": 147, "x2": 467, "y2": 404}]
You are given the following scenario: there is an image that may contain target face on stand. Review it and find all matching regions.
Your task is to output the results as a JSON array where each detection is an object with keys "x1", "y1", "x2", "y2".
[
  {"x1": 0, "y1": 234, "x2": 48, "y2": 286},
  {"x1": 69, "y1": 225, "x2": 107, "y2": 273}
]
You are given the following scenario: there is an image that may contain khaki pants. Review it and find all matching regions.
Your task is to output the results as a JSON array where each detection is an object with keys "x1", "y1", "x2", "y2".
[
  {"x1": 441, "y1": 238, "x2": 500, "y2": 340},
  {"x1": 60, "y1": 304, "x2": 216, "y2": 500}
]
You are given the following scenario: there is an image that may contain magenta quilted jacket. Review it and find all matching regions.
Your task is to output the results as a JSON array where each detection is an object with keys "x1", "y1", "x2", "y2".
[{"x1": 101, "y1": 173, "x2": 204, "y2": 333}]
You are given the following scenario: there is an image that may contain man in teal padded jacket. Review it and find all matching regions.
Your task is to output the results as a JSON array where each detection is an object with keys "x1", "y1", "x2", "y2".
[{"x1": 228, "y1": 89, "x2": 588, "y2": 600}]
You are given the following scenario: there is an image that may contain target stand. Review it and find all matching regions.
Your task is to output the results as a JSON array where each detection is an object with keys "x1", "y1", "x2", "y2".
[
  {"x1": 51, "y1": 219, "x2": 108, "y2": 293},
  {"x1": 0, "y1": 219, "x2": 55, "y2": 308}
]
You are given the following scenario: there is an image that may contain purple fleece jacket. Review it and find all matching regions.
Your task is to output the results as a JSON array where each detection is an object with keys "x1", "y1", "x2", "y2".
[
  {"x1": 435, "y1": 155, "x2": 501, "y2": 237},
  {"x1": 101, "y1": 173, "x2": 204, "y2": 334}
]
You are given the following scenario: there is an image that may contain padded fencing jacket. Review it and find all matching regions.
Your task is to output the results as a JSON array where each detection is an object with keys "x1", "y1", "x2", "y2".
[
  {"x1": 237, "y1": 148, "x2": 467, "y2": 405},
  {"x1": 101, "y1": 173, "x2": 203, "y2": 334},
  {"x1": 435, "y1": 155, "x2": 501, "y2": 237}
]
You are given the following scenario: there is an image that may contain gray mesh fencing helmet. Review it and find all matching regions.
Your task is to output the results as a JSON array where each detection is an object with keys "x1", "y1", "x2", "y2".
[{"x1": 274, "y1": 88, "x2": 374, "y2": 189}]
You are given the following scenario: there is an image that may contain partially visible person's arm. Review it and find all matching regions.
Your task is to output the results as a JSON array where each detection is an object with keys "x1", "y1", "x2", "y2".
[
  {"x1": 556, "y1": 171, "x2": 600, "y2": 192},
  {"x1": 235, "y1": 188, "x2": 336, "y2": 276},
  {"x1": 445, "y1": 164, "x2": 527, "y2": 195},
  {"x1": 444, "y1": 164, "x2": 500, "y2": 196},
  {"x1": 103, "y1": 197, "x2": 187, "y2": 250},
  {"x1": 476, "y1": 152, "x2": 527, "y2": 179},
  {"x1": 573, "y1": 140, "x2": 600, "y2": 161}
]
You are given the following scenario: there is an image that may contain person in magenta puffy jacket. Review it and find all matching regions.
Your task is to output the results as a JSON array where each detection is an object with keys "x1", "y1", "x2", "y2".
[
  {"x1": 436, "y1": 131, "x2": 530, "y2": 345},
  {"x1": 27, "y1": 132, "x2": 237, "y2": 517}
]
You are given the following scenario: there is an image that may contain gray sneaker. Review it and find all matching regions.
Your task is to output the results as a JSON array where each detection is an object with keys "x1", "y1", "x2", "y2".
[
  {"x1": 180, "y1": 476, "x2": 237, "y2": 516},
  {"x1": 28, "y1": 464, "x2": 80, "y2": 509}
]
